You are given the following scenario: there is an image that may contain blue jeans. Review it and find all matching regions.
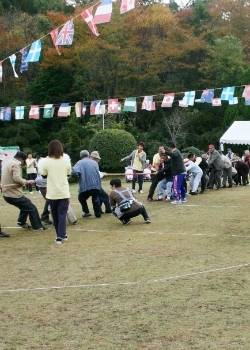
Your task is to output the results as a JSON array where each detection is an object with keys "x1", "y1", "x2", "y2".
[{"x1": 157, "y1": 179, "x2": 173, "y2": 199}]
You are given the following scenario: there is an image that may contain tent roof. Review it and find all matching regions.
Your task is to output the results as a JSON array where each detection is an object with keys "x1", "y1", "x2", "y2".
[{"x1": 220, "y1": 121, "x2": 250, "y2": 145}]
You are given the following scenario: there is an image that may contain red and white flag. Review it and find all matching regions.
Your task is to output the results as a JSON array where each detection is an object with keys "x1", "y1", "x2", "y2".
[
  {"x1": 108, "y1": 99, "x2": 119, "y2": 113},
  {"x1": 50, "y1": 29, "x2": 61, "y2": 55},
  {"x1": 58, "y1": 103, "x2": 71, "y2": 117},
  {"x1": 29, "y1": 105, "x2": 39, "y2": 119},
  {"x1": 242, "y1": 85, "x2": 250, "y2": 100},
  {"x1": 93, "y1": 0, "x2": 112, "y2": 24},
  {"x1": 212, "y1": 98, "x2": 221, "y2": 106},
  {"x1": 120, "y1": 0, "x2": 135, "y2": 14},
  {"x1": 179, "y1": 100, "x2": 188, "y2": 107},
  {"x1": 0, "y1": 61, "x2": 3, "y2": 82},
  {"x1": 81, "y1": 8, "x2": 99, "y2": 37},
  {"x1": 142, "y1": 96, "x2": 155, "y2": 111},
  {"x1": 161, "y1": 93, "x2": 174, "y2": 107}
]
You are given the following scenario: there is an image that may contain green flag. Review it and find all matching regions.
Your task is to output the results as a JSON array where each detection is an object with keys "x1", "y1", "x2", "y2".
[
  {"x1": 123, "y1": 97, "x2": 137, "y2": 112},
  {"x1": 43, "y1": 104, "x2": 54, "y2": 118}
]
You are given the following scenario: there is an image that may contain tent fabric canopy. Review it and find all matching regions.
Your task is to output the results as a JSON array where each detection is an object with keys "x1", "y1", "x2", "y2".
[{"x1": 220, "y1": 121, "x2": 250, "y2": 150}]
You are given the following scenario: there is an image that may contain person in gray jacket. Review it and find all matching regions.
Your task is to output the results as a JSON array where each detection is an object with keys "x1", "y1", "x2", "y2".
[
  {"x1": 218, "y1": 150, "x2": 233, "y2": 188},
  {"x1": 71, "y1": 150, "x2": 102, "y2": 218},
  {"x1": 120, "y1": 142, "x2": 146, "y2": 194},
  {"x1": 207, "y1": 145, "x2": 224, "y2": 190}
]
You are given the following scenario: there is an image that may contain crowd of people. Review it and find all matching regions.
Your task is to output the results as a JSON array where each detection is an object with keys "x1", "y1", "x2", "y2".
[{"x1": 0, "y1": 140, "x2": 249, "y2": 242}]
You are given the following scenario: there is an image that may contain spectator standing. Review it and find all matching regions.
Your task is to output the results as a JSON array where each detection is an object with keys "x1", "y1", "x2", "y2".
[
  {"x1": 71, "y1": 150, "x2": 102, "y2": 218},
  {"x1": 42, "y1": 140, "x2": 71, "y2": 244},
  {"x1": 165, "y1": 141, "x2": 187, "y2": 204},
  {"x1": 1, "y1": 151, "x2": 46, "y2": 230},
  {"x1": 109, "y1": 178, "x2": 150, "y2": 225},
  {"x1": 207, "y1": 144, "x2": 224, "y2": 190},
  {"x1": 26, "y1": 152, "x2": 38, "y2": 194},
  {"x1": 120, "y1": 142, "x2": 146, "y2": 194}
]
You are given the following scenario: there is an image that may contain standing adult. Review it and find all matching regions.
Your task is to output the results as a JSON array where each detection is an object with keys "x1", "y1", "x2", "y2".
[
  {"x1": 1, "y1": 151, "x2": 46, "y2": 230},
  {"x1": 0, "y1": 182, "x2": 10, "y2": 237},
  {"x1": 90, "y1": 151, "x2": 112, "y2": 214},
  {"x1": 71, "y1": 150, "x2": 102, "y2": 218},
  {"x1": 120, "y1": 142, "x2": 146, "y2": 194},
  {"x1": 147, "y1": 145, "x2": 165, "y2": 201},
  {"x1": 165, "y1": 141, "x2": 187, "y2": 204},
  {"x1": 26, "y1": 152, "x2": 38, "y2": 194},
  {"x1": 207, "y1": 144, "x2": 224, "y2": 190},
  {"x1": 219, "y1": 151, "x2": 233, "y2": 188},
  {"x1": 42, "y1": 140, "x2": 71, "y2": 244}
]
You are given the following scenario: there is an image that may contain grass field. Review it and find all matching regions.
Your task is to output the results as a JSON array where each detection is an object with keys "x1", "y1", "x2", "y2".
[{"x1": 1, "y1": 180, "x2": 250, "y2": 349}]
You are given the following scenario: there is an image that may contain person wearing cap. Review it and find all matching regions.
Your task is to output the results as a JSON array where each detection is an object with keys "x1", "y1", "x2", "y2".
[
  {"x1": 207, "y1": 144, "x2": 224, "y2": 190},
  {"x1": 90, "y1": 151, "x2": 112, "y2": 214},
  {"x1": 71, "y1": 150, "x2": 102, "y2": 218},
  {"x1": 198, "y1": 154, "x2": 209, "y2": 194},
  {"x1": 1, "y1": 151, "x2": 47, "y2": 230}
]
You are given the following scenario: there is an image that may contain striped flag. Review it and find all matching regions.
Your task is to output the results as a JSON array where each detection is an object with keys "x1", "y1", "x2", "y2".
[
  {"x1": 123, "y1": 97, "x2": 137, "y2": 112},
  {"x1": 58, "y1": 103, "x2": 71, "y2": 117},
  {"x1": 15, "y1": 106, "x2": 24, "y2": 120},
  {"x1": 90, "y1": 100, "x2": 105, "y2": 115},
  {"x1": 142, "y1": 96, "x2": 155, "y2": 111},
  {"x1": 29, "y1": 105, "x2": 39, "y2": 119},
  {"x1": 93, "y1": 0, "x2": 112, "y2": 24},
  {"x1": 161, "y1": 93, "x2": 174, "y2": 107}
]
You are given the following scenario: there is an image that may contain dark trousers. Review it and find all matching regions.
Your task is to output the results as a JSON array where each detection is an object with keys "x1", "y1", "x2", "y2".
[
  {"x1": 201, "y1": 173, "x2": 209, "y2": 191},
  {"x1": 78, "y1": 189, "x2": 102, "y2": 217},
  {"x1": 3, "y1": 195, "x2": 43, "y2": 229},
  {"x1": 148, "y1": 173, "x2": 159, "y2": 199},
  {"x1": 49, "y1": 198, "x2": 69, "y2": 239},
  {"x1": 119, "y1": 205, "x2": 149, "y2": 222},
  {"x1": 27, "y1": 173, "x2": 39, "y2": 192},
  {"x1": 208, "y1": 168, "x2": 223, "y2": 189},
  {"x1": 98, "y1": 188, "x2": 111, "y2": 213},
  {"x1": 132, "y1": 170, "x2": 144, "y2": 191},
  {"x1": 39, "y1": 187, "x2": 51, "y2": 221}
]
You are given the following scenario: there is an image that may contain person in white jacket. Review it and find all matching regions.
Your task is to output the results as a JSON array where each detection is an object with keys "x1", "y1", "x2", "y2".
[
  {"x1": 185, "y1": 154, "x2": 203, "y2": 195},
  {"x1": 219, "y1": 150, "x2": 233, "y2": 188}
]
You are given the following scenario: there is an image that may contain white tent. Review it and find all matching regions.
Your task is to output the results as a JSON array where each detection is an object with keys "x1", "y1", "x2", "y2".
[{"x1": 220, "y1": 121, "x2": 250, "y2": 150}]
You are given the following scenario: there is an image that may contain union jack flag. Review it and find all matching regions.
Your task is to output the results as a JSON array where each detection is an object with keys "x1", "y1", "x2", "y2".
[{"x1": 56, "y1": 20, "x2": 75, "y2": 46}]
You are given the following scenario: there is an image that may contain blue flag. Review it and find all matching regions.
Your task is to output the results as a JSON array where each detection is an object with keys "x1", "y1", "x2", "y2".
[
  {"x1": 2, "y1": 107, "x2": 11, "y2": 121},
  {"x1": 200, "y1": 89, "x2": 214, "y2": 103},
  {"x1": 25, "y1": 40, "x2": 42, "y2": 63},
  {"x1": 20, "y1": 48, "x2": 28, "y2": 72}
]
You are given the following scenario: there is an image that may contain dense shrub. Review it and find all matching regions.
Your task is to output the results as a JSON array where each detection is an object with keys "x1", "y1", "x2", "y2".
[{"x1": 89, "y1": 129, "x2": 137, "y2": 172}]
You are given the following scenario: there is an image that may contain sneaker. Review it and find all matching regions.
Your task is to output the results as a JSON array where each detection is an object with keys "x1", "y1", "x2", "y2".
[
  {"x1": 165, "y1": 198, "x2": 171, "y2": 202},
  {"x1": 41, "y1": 219, "x2": 53, "y2": 225},
  {"x1": 55, "y1": 238, "x2": 62, "y2": 244},
  {"x1": 82, "y1": 213, "x2": 91, "y2": 218},
  {"x1": 73, "y1": 221, "x2": 77, "y2": 225},
  {"x1": 33, "y1": 227, "x2": 48, "y2": 231},
  {"x1": 138, "y1": 190, "x2": 144, "y2": 194},
  {"x1": 123, "y1": 219, "x2": 132, "y2": 225},
  {"x1": 29, "y1": 192, "x2": 33, "y2": 194},
  {"x1": 61, "y1": 235, "x2": 68, "y2": 241},
  {"x1": 171, "y1": 199, "x2": 182, "y2": 205},
  {"x1": 0, "y1": 231, "x2": 10, "y2": 237},
  {"x1": 132, "y1": 189, "x2": 136, "y2": 193},
  {"x1": 154, "y1": 197, "x2": 163, "y2": 201},
  {"x1": 181, "y1": 198, "x2": 187, "y2": 202},
  {"x1": 145, "y1": 218, "x2": 151, "y2": 224},
  {"x1": 17, "y1": 222, "x2": 31, "y2": 229},
  {"x1": 190, "y1": 191, "x2": 197, "y2": 195}
]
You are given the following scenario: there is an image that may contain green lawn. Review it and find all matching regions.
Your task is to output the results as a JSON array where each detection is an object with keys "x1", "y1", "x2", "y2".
[{"x1": 0, "y1": 180, "x2": 250, "y2": 349}]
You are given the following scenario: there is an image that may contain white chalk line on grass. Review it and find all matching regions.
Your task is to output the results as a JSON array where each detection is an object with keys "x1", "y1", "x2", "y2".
[{"x1": 0, "y1": 263, "x2": 249, "y2": 294}]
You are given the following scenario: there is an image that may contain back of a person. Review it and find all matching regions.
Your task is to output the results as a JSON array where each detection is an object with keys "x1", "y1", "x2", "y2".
[
  {"x1": 111, "y1": 186, "x2": 141, "y2": 212},
  {"x1": 2, "y1": 158, "x2": 23, "y2": 197},
  {"x1": 78, "y1": 157, "x2": 101, "y2": 192},
  {"x1": 170, "y1": 149, "x2": 186, "y2": 175},
  {"x1": 44, "y1": 157, "x2": 71, "y2": 199}
]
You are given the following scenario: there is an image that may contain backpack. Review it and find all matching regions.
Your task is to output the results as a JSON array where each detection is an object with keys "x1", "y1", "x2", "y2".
[{"x1": 113, "y1": 188, "x2": 134, "y2": 212}]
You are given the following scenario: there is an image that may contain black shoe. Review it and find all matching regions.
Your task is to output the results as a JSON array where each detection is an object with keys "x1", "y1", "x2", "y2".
[
  {"x1": 0, "y1": 231, "x2": 10, "y2": 237},
  {"x1": 147, "y1": 197, "x2": 153, "y2": 202},
  {"x1": 17, "y1": 222, "x2": 31, "y2": 229},
  {"x1": 199, "y1": 190, "x2": 205, "y2": 194},
  {"x1": 190, "y1": 191, "x2": 197, "y2": 195},
  {"x1": 33, "y1": 227, "x2": 48, "y2": 231},
  {"x1": 222, "y1": 185, "x2": 226, "y2": 188},
  {"x1": 227, "y1": 185, "x2": 232, "y2": 188},
  {"x1": 123, "y1": 219, "x2": 132, "y2": 225},
  {"x1": 41, "y1": 219, "x2": 53, "y2": 225},
  {"x1": 105, "y1": 210, "x2": 112, "y2": 214}
]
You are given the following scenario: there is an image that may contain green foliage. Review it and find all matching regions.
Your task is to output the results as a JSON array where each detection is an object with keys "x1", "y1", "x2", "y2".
[
  {"x1": 89, "y1": 129, "x2": 137, "y2": 171},
  {"x1": 181, "y1": 145, "x2": 205, "y2": 158}
]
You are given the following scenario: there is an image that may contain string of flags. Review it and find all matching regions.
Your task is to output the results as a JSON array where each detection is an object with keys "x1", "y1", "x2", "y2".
[
  {"x1": 1, "y1": 85, "x2": 250, "y2": 121},
  {"x1": 0, "y1": 0, "x2": 136, "y2": 80}
]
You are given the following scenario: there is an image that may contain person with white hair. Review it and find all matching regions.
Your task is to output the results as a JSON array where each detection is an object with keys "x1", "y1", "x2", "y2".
[{"x1": 71, "y1": 150, "x2": 102, "y2": 218}]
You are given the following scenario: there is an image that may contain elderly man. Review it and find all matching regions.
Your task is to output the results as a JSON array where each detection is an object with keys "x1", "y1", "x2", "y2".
[
  {"x1": 71, "y1": 150, "x2": 102, "y2": 218},
  {"x1": 1, "y1": 151, "x2": 47, "y2": 230},
  {"x1": 90, "y1": 151, "x2": 111, "y2": 214},
  {"x1": 207, "y1": 144, "x2": 224, "y2": 190}
]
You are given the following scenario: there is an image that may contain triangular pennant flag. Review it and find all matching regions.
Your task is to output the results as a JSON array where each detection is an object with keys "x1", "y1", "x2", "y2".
[
  {"x1": 212, "y1": 98, "x2": 221, "y2": 106},
  {"x1": 9, "y1": 54, "x2": 18, "y2": 78},
  {"x1": 50, "y1": 29, "x2": 61, "y2": 55},
  {"x1": 81, "y1": 8, "x2": 99, "y2": 37},
  {"x1": 29, "y1": 105, "x2": 39, "y2": 119},
  {"x1": 15, "y1": 106, "x2": 24, "y2": 120},
  {"x1": 82, "y1": 104, "x2": 86, "y2": 115},
  {"x1": 25, "y1": 40, "x2": 42, "y2": 63},
  {"x1": 1, "y1": 107, "x2": 11, "y2": 121},
  {"x1": 200, "y1": 89, "x2": 214, "y2": 103},
  {"x1": 161, "y1": 93, "x2": 174, "y2": 107},
  {"x1": 123, "y1": 97, "x2": 137, "y2": 112},
  {"x1": 58, "y1": 103, "x2": 71, "y2": 117},
  {"x1": 75, "y1": 102, "x2": 82, "y2": 118},
  {"x1": 20, "y1": 48, "x2": 28, "y2": 72},
  {"x1": 120, "y1": 0, "x2": 135, "y2": 14},
  {"x1": 0, "y1": 61, "x2": 2, "y2": 82},
  {"x1": 221, "y1": 87, "x2": 235, "y2": 101},
  {"x1": 242, "y1": 85, "x2": 250, "y2": 100},
  {"x1": 43, "y1": 104, "x2": 54, "y2": 118},
  {"x1": 142, "y1": 96, "x2": 155, "y2": 111},
  {"x1": 56, "y1": 20, "x2": 74, "y2": 46},
  {"x1": 93, "y1": 0, "x2": 112, "y2": 24},
  {"x1": 229, "y1": 97, "x2": 238, "y2": 105},
  {"x1": 108, "y1": 99, "x2": 119, "y2": 113}
]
